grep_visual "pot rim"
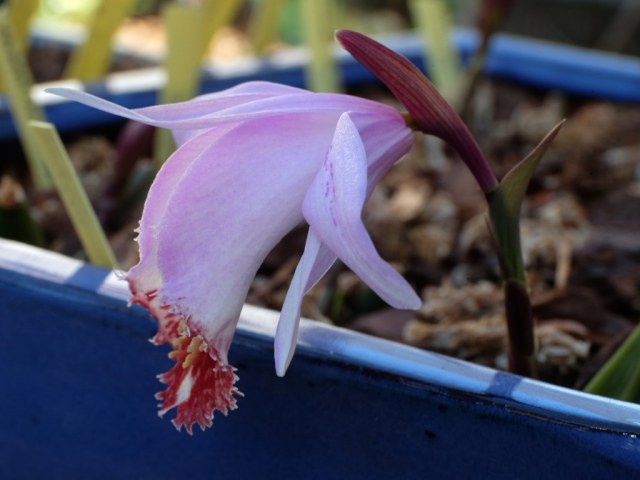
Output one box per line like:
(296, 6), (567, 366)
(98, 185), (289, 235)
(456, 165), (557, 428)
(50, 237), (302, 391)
(1, 238), (639, 433)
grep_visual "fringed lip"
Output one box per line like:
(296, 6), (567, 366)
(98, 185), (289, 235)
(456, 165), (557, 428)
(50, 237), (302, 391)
(157, 329), (241, 435)
(130, 281), (241, 434)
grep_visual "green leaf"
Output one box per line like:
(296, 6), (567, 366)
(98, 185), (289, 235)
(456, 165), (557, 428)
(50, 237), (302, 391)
(0, 176), (45, 247)
(487, 120), (564, 280)
(0, 205), (45, 247)
(585, 324), (640, 403)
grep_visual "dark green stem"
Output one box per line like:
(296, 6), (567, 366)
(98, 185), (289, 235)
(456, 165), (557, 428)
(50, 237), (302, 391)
(487, 189), (538, 378)
(504, 280), (538, 377)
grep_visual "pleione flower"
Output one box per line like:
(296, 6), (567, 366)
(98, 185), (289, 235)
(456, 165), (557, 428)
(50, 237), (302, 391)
(49, 81), (422, 433)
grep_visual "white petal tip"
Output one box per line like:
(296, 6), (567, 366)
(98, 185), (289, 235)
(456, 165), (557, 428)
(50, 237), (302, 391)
(274, 345), (295, 377)
(274, 358), (290, 378)
(387, 289), (422, 311)
(407, 294), (423, 310)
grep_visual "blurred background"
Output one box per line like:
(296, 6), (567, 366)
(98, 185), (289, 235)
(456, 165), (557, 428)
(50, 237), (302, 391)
(5, 0), (640, 58)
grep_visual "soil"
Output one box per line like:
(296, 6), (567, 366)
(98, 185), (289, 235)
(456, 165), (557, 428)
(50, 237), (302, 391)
(27, 42), (156, 84)
(2, 21), (639, 391)
(28, 36), (157, 84)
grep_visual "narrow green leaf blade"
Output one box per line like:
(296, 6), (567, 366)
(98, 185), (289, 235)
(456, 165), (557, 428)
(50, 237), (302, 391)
(586, 324), (640, 403)
(487, 120), (564, 280)
(498, 120), (564, 220)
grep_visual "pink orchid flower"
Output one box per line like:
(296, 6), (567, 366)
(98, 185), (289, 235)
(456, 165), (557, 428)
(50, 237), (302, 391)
(49, 81), (421, 433)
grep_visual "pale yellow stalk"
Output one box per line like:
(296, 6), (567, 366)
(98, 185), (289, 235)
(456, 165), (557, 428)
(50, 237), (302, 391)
(249, 0), (284, 55)
(0, 7), (51, 190)
(7, 0), (39, 53)
(201, 0), (242, 53)
(154, 0), (242, 167)
(64, 0), (136, 81)
(408, 0), (461, 101)
(28, 121), (117, 268)
(300, 0), (340, 93)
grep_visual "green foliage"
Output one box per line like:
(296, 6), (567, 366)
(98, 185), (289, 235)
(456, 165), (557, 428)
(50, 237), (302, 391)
(487, 121), (564, 282)
(586, 325), (640, 403)
(0, 184), (45, 247)
(486, 121), (563, 377)
(37, 0), (101, 24)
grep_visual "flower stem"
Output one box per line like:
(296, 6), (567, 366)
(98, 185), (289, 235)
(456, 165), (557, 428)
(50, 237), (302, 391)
(504, 280), (538, 378)
(487, 188), (538, 378)
(485, 123), (563, 378)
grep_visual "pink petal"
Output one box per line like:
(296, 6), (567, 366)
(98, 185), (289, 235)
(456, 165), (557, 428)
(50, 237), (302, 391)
(125, 126), (247, 433)
(274, 230), (336, 376)
(48, 85), (398, 149)
(127, 124), (240, 344)
(48, 81), (300, 120)
(303, 113), (421, 310)
(145, 109), (413, 356)
(153, 113), (345, 356)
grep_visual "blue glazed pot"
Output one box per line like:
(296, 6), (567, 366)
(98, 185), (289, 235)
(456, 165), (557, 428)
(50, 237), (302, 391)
(0, 239), (639, 479)
(1, 29), (639, 141)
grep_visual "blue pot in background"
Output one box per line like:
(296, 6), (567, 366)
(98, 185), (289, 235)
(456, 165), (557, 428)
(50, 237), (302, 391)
(1, 29), (639, 141)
